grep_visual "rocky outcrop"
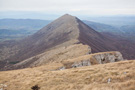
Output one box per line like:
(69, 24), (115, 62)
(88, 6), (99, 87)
(62, 59), (91, 69)
(61, 51), (124, 69)
(90, 51), (124, 65)
(72, 59), (91, 68)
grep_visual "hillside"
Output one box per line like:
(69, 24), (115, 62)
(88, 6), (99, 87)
(0, 60), (135, 90)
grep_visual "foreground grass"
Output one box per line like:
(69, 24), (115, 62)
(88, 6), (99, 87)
(0, 60), (135, 90)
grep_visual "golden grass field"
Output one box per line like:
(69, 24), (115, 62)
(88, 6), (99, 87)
(0, 60), (135, 90)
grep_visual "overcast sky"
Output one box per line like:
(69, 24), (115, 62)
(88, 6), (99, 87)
(0, 0), (135, 18)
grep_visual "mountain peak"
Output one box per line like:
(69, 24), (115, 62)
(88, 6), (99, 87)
(58, 14), (76, 20)
(62, 14), (74, 17)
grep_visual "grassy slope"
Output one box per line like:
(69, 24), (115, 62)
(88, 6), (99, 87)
(0, 60), (135, 90)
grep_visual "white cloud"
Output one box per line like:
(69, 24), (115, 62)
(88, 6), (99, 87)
(0, 0), (135, 15)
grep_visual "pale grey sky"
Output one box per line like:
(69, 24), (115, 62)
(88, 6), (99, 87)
(0, 0), (135, 15)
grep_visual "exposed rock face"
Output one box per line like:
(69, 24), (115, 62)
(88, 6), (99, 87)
(72, 59), (91, 68)
(61, 51), (123, 69)
(90, 51), (124, 65)
(62, 59), (91, 69)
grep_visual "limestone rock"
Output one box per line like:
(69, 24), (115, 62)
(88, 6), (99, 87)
(90, 51), (124, 65)
(72, 59), (91, 68)
(61, 51), (124, 69)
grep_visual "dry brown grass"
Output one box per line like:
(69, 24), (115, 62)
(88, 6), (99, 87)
(14, 43), (90, 69)
(0, 60), (135, 90)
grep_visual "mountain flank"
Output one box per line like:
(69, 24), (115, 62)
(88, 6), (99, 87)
(0, 14), (134, 70)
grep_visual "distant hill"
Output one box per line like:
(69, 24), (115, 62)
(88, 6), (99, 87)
(0, 19), (51, 41)
(86, 16), (135, 27)
(0, 19), (51, 30)
(83, 20), (121, 33)
(119, 25), (135, 41)
(0, 29), (32, 41)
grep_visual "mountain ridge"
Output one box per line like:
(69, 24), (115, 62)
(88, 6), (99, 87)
(0, 14), (134, 70)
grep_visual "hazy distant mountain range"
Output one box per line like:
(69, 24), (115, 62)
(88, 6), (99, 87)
(0, 18), (135, 41)
(0, 19), (51, 41)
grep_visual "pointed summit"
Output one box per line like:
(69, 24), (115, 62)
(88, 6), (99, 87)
(57, 13), (75, 19)
(60, 14), (76, 18)
(36, 13), (80, 40)
(62, 14), (73, 17)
